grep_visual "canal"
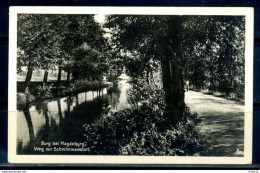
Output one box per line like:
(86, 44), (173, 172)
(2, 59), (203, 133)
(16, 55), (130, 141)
(17, 78), (131, 154)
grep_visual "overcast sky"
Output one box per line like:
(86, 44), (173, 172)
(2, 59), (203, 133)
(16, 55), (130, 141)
(94, 14), (106, 24)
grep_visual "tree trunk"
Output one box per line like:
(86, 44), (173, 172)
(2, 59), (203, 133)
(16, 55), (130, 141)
(57, 67), (62, 86)
(67, 69), (70, 85)
(23, 109), (35, 142)
(72, 69), (80, 81)
(67, 96), (71, 113)
(43, 107), (49, 128)
(25, 63), (33, 86)
(57, 98), (62, 120)
(161, 16), (185, 115)
(161, 57), (185, 115)
(43, 70), (48, 83)
(209, 70), (214, 93)
(146, 69), (149, 84)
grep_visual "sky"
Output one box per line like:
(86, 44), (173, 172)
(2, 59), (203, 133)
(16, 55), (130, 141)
(94, 14), (112, 39)
(94, 14), (106, 24)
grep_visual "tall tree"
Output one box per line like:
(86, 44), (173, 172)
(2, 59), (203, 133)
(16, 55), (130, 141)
(106, 15), (186, 115)
(57, 15), (109, 82)
(105, 15), (245, 119)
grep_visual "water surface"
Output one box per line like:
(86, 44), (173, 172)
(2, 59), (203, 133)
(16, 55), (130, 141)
(17, 79), (131, 154)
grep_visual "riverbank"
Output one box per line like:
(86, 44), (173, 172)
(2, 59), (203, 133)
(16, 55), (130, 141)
(17, 80), (111, 110)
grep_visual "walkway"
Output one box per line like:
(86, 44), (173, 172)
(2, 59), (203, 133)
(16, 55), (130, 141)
(185, 91), (244, 156)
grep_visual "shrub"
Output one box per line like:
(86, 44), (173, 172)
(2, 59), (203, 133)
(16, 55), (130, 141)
(17, 91), (35, 110)
(119, 106), (201, 156)
(127, 79), (166, 114)
(83, 104), (202, 156)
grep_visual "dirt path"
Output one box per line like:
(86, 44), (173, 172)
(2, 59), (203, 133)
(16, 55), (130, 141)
(185, 90), (244, 157)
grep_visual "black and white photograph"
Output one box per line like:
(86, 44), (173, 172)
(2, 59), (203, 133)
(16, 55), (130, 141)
(8, 7), (253, 164)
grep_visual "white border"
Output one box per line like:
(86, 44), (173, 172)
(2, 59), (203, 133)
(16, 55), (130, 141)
(8, 6), (254, 164)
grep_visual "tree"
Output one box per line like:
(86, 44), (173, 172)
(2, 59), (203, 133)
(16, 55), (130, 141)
(17, 14), (110, 86)
(105, 15), (185, 116)
(105, 15), (245, 120)
(52, 15), (109, 82)
(182, 16), (245, 97)
(17, 14), (63, 85)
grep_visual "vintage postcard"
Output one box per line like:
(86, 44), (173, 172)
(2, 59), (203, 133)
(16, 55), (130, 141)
(8, 7), (253, 164)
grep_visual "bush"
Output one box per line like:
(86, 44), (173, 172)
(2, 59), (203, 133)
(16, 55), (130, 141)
(120, 125), (182, 156)
(83, 104), (202, 156)
(127, 79), (166, 114)
(119, 106), (201, 156)
(17, 91), (35, 110)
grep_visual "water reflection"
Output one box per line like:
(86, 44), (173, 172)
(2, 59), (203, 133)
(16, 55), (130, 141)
(17, 79), (130, 154)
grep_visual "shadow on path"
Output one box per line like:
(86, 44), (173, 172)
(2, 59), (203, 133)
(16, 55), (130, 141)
(185, 91), (244, 157)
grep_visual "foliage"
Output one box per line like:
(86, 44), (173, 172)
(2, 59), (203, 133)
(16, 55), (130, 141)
(83, 78), (201, 155)
(105, 15), (188, 112)
(17, 14), (55, 72)
(182, 16), (245, 98)
(67, 79), (108, 94)
(104, 15), (168, 79)
(81, 76), (208, 155)
(105, 15), (246, 103)
(120, 117), (199, 156)
(17, 14), (110, 84)
(83, 104), (202, 155)
(17, 14), (245, 156)
(17, 92), (35, 110)
(70, 46), (109, 81)
(127, 79), (165, 114)
(30, 83), (53, 100)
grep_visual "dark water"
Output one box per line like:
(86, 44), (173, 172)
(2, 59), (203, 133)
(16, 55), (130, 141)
(17, 79), (130, 154)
